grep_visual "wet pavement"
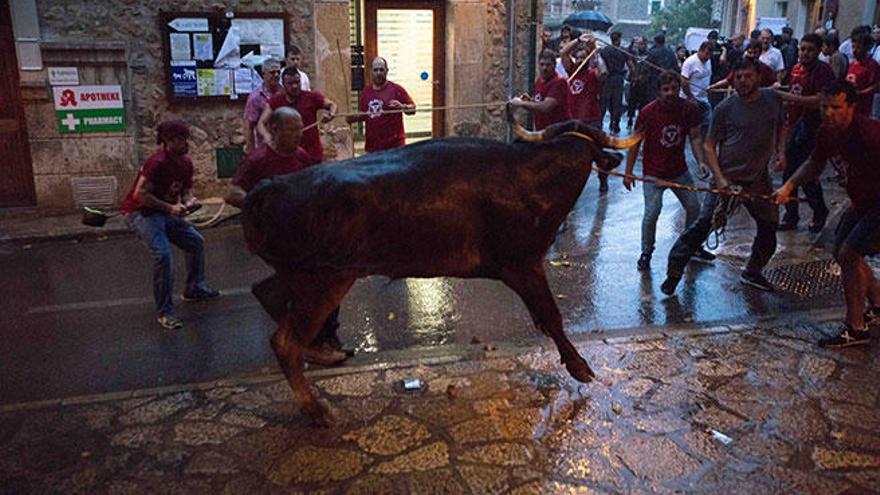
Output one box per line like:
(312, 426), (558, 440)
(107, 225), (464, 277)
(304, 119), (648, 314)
(2, 314), (879, 494)
(0, 167), (857, 404)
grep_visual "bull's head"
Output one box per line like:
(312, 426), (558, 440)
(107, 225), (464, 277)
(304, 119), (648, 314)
(507, 106), (642, 150)
(506, 103), (545, 142)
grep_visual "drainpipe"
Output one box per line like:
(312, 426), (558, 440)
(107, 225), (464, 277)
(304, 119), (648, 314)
(507, 0), (516, 142)
(527, 0), (537, 97)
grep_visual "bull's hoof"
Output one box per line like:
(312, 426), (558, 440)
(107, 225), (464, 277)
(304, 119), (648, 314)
(564, 358), (595, 383)
(302, 401), (335, 428)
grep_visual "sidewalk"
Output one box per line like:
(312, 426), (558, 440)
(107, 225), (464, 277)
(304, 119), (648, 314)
(2, 312), (878, 494)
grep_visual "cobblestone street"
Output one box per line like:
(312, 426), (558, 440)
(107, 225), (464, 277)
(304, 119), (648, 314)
(2, 312), (878, 494)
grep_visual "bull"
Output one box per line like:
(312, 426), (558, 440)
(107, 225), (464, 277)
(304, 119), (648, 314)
(242, 114), (641, 426)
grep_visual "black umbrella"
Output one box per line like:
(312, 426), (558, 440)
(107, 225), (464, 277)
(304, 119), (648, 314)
(563, 10), (613, 32)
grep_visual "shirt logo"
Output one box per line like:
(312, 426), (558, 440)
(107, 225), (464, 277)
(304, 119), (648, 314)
(570, 79), (585, 95)
(790, 82), (803, 96)
(845, 73), (858, 84)
(534, 94), (544, 102)
(660, 124), (682, 148)
(367, 98), (383, 118)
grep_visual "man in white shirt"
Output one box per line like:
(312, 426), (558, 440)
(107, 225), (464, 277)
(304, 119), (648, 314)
(758, 28), (785, 82)
(285, 44), (311, 91)
(681, 41), (713, 133)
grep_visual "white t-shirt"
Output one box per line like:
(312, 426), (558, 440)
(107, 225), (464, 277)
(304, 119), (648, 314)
(759, 46), (784, 72)
(298, 69), (311, 91)
(680, 53), (712, 103)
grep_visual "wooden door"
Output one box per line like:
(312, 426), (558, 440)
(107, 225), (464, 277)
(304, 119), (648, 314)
(365, 0), (445, 138)
(0, 1), (36, 207)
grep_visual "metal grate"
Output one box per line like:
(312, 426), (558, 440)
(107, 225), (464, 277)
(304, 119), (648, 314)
(70, 176), (117, 208)
(764, 260), (842, 299)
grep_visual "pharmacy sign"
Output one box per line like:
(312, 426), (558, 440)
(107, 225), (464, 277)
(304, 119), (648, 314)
(53, 85), (126, 134)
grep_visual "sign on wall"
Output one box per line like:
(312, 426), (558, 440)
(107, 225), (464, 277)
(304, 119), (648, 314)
(48, 67), (79, 86)
(52, 85), (126, 134)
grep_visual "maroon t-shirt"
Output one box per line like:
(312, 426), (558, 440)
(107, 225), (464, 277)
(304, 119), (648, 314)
(635, 98), (702, 179)
(567, 68), (601, 123)
(121, 149), (194, 213)
(231, 144), (317, 192)
(533, 74), (570, 130)
(787, 61), (835, 129)
(725, 60), (777, 88)
(812, 114), (880, 209)
(359, 81), (414, 152)
(268, 91), (327, 161)
(845, 57), (880, 116)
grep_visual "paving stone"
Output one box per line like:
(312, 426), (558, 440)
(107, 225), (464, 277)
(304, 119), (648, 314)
(825, 401), (880, 431)
(345, 474), (405, 495)
(118, 393), (194, 425)
(221, 474), (272, 495)
(336, 397), (391, 424)
(173, 421), (242, 446)
(830, 427), (880, 452)
(458, 442), (534, 466)
(383, 365), (439, 385)
(647, 384), (692, 409)
(481, 358), (519, 372)
(204, 386), (248, 400)
(268, 446), (371, 485)
(509, 480), (607, 495)
(75, 405), (116, 430)
(104, 479), (143, 495)
(763, 466), (851, 495)
(183, 402), (226, 421)
(220, 410), (267, 429)
(616, 378), (656, 399)
(617, 435), (701, 482)
(118, 396), (155, 411)
(473, 398), (514, 416)
(623, 351), (687, 378)
(110, 425), (164, 449)
(315, 372), (379, 397)
(449, 408), (543, 444)
(731, 431), (795, 464)
(815, 375), (880, 407)
(770, 402), (829, 444)
(844, 470), (880, 491)
(259, 381), (296, 403)
(682, 429), (728, 462)
(812, 446), (880, 470)
(457, 464), (510, 495)
(405, 468), (468, 494)
(444, 372), (510, 400)
(227, 390), (272, 410)
(342, 414), (431, 455)
(694, 358), (747, 378)
(630, 411), (690, 435)
(371, 441), (450, 474)
(409, 399), (477, 428)
(224, 426), (302, 475)
(798, 354), (837, 383)
(184, 451), (239, 475)
(690, 405), (748, 432)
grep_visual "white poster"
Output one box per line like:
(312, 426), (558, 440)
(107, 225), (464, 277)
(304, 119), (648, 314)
(234, 68), (255, 94)
(197, 69), (232, 96)
(170, 33), (191, 61)
(214, 26), (240, 68)
(193, 33), (213, 61)
(260, 43), (285, 61)
(231, 18), (284, 46)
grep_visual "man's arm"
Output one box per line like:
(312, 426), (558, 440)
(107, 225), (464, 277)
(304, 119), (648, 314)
(225, 184), (247, 208)
(321, 97), (338, 123)
(510, 96), (560, 113)
(774, 154), (826, 203)
(559, 37), (581, 75)
(244, 119), (256, 153)
(133, 176), (186, 216)
(687, 126), (707, 166)
(773, 103), (787, 171)
(775, 89), (821, 107)
(701, 136), (730, 188)
(622, 136), (642, 190)
(256, 105), (273, 144)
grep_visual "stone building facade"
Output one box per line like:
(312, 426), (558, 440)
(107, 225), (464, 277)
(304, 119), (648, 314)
(9, 0), (537, 209)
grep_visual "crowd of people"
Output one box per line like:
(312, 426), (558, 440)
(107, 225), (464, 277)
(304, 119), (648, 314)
(120, 23), (879, 355)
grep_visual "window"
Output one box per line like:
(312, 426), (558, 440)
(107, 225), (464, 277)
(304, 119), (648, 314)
(650, 0), (663, 14)
(774, 0), (788, 17)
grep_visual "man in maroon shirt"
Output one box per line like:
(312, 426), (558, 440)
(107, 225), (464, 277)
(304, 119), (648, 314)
(845, 31), (880, 116)
(226, 107), (349, 365)
(509, 50), (570, 131)
(258, 68), (337, 162)
(122, 120), (220, 330)
(776, 34), (836, 232)
(623, 71), (711, 271)
(707, 41), (778, 92)
(775, 80), (880, 347)
(346, 57), (416, 152)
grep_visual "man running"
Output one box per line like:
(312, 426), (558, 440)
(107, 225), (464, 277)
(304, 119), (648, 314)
(624, 71), (709, 271)
(661, 58), (785, 295)
(774, 80), (880, 347)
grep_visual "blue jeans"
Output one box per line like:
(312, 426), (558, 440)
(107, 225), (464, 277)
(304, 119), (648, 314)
(641, 171), (700, 256)
(127, 210), (208, 317)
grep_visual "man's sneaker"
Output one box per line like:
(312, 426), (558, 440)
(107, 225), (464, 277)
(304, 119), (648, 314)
(157, 314), (184, 330)
(865, 307), (880, 328)
(819, 324), (870, 348)
(183, 288), (221, 302)
(690, 248), (716, 264)
(740, 271), (775, 291)
(637, 253), (651, 271)
(660, 274), (680, 295)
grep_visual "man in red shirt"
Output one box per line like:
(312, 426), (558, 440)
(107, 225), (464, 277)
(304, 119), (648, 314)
(845, 31), (880, 116)
(226, 107), (348, 365)
(776, 34), (836, 232)
(623, 71), (710, 271)
(346, 57), (415, 152)
(122, 120), (220, 330)
(509, 50), (570, 131)
(707, 41), (778, 92)
(258, 68), (337, 162)
(775, 80), (880, 347)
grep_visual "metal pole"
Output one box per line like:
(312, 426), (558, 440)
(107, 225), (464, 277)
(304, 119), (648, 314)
(506, 0), (516, 142)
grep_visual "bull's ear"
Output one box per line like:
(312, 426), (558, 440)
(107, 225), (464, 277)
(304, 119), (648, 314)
(605, 133), (642, 149)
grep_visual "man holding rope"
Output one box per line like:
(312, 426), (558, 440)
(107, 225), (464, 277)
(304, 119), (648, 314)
(774, 81), (880, 347)
(509, 50), (570, 130)
(346, 57), (416, 152)
(661, 58), (785, 295)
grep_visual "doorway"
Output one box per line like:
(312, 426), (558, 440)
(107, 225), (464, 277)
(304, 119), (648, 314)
(364, 0), (446, 140)
(0, 1), (36, 207)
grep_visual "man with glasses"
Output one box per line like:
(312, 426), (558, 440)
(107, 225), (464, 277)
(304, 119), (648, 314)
(243, 59), (282, 153)
(346, 57), (416, 152)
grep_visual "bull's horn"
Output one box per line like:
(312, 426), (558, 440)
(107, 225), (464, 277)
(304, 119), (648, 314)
(507, 102), (545, 142)
(605, 133), (642, 149)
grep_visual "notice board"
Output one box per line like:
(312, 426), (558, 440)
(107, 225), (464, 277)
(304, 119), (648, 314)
(161, 12), (289, 103)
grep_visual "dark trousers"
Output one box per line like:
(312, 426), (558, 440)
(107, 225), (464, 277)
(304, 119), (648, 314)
(252, 274), (341, 347)
(667, 177), (778, 277)
(600, 75), (624, 129)
(783, 121), (828, 222)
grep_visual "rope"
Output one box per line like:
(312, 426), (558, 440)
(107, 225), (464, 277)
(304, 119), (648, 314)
(302, 100), (510, 132)
(187, 197), (228, 228)
(566, 46), (600, 83)
(593, 39), (712, 94)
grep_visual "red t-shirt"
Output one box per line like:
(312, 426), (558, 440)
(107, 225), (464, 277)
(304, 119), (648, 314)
(845, 57), (880, 115)
(359, 81), (414, 152)
(121, 149), (194, 213)
(231, 144), (317, 192)
(725, 60), (777, 88)
(567, 68), (601, 123)
(533, 74), (570, 130)
(635, 98), (702, 179)
(268, 91), (327, 161)
(786, 61), (835, 129)
(812, 114), (880, 209)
